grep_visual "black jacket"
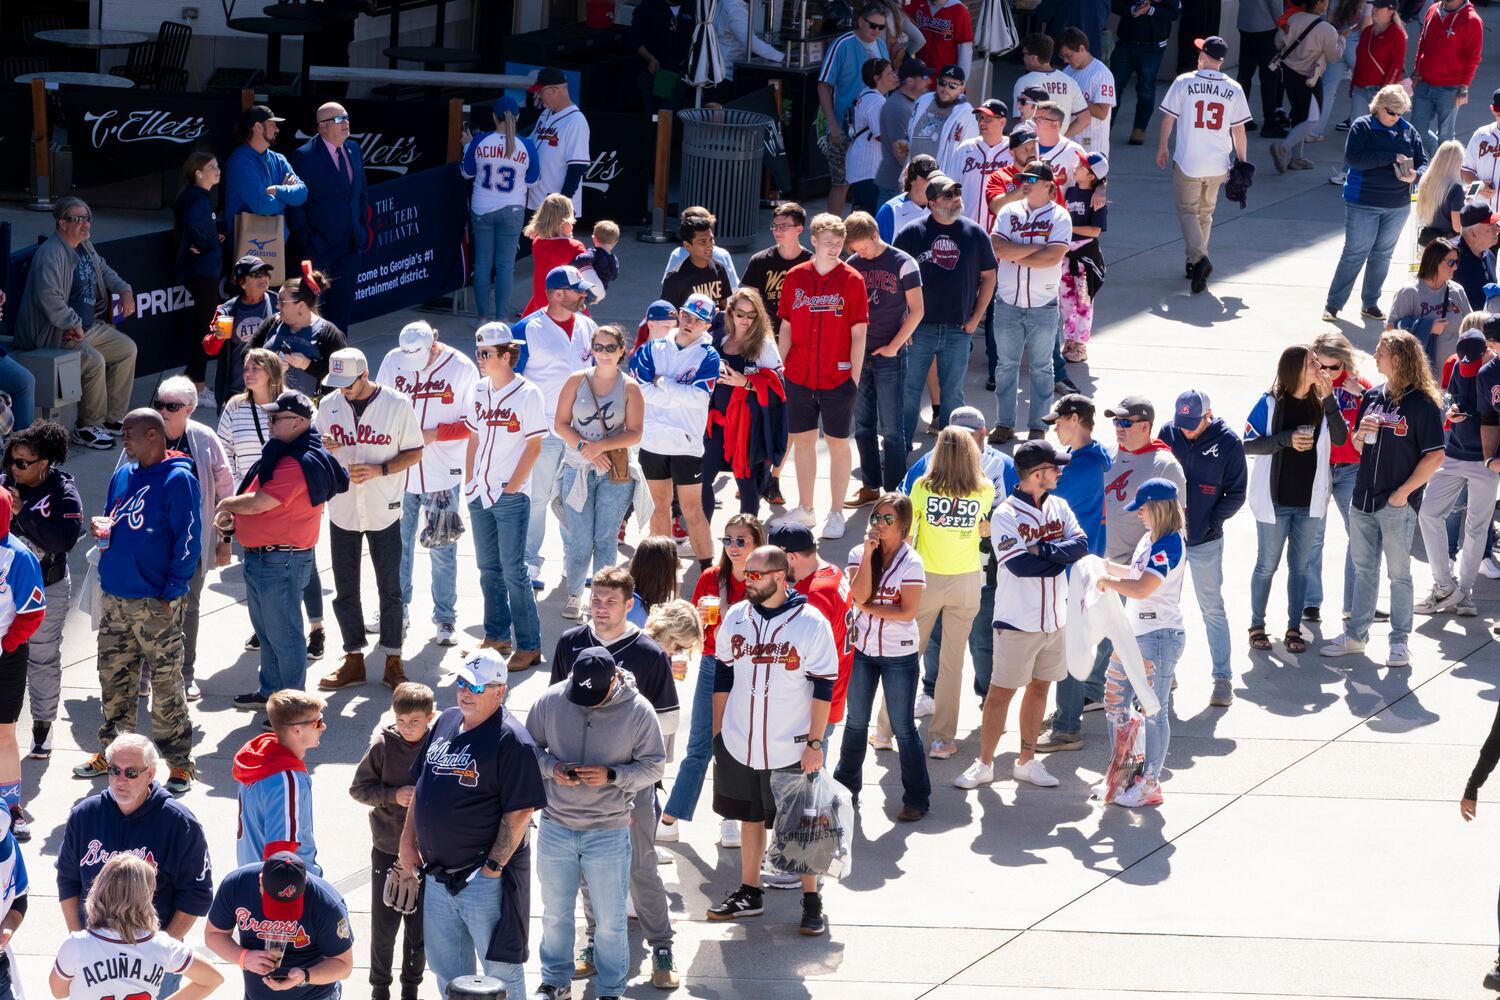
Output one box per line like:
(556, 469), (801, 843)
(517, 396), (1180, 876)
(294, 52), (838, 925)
(1112, 0), (1179, 46)
(4, 468), (84, 586)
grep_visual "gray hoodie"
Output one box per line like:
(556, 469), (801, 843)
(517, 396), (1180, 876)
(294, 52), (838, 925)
(525, 669), (666, 830)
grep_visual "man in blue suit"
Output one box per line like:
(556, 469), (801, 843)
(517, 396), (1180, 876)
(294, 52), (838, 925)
(287, 102), (368, 334)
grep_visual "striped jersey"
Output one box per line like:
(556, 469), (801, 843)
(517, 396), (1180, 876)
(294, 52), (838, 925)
(313, 384), (424, 532)
(990, 489), (1086, 632)
(462, 375), (548, 508)
(845, 542), (925, 657)
(943, 135), (1012, 235)
(527, 104), (590, 215)
(991, 199), (1072, 307)
(376, 342), (481, 494)
(54, 930), (193, 1000)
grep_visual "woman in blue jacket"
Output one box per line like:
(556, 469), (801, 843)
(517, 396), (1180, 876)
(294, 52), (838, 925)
(1324, 84), (1427, 322)
(172, 151), (225, 405)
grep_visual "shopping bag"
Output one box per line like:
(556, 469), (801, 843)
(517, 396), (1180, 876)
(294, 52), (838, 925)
(419, 489), (465, 548)
(767, 769), (854, 880)
(233, 212), (286, 283)
(1097, 712), (1145, 804)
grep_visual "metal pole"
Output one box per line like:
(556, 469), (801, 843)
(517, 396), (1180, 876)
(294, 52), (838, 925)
(637, 112), (677, 244)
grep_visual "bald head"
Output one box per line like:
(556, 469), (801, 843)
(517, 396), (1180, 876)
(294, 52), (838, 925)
(316, 102), (350, 144)
(121, 408), (166, 467)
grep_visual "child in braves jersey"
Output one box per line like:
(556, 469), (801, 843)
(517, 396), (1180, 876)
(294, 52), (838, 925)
(1095, 478), (1188, 808)
(1060, 152), (1109, 364)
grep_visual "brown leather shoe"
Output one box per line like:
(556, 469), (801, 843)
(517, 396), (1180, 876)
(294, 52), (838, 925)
(1128, 128), (1146, 145)
(481, 637), (514, 655)
(844, 486), (881, 509)
(506, 649), (542, 672)
(895, 805), (924, 822)
(383, 654), (407, 689)
(318, 652), (365, 691)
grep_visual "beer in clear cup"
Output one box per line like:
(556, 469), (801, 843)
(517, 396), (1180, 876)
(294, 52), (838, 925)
(215, 314), (234, 338)
(697, 595), (720, 627)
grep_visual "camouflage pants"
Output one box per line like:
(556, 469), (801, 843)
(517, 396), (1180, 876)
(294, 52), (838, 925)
(96, 593), (192, 772)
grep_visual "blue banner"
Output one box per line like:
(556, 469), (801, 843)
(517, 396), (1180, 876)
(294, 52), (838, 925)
(352, 162), (470, 323)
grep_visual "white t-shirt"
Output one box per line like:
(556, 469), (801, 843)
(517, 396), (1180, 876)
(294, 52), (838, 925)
(527, 104), (591, 214)
(846, 542), (925, 658)
(1038, 137), (1089, 191)
(846, 88), (885, 185)
(717, 598), (839, 770)
(375, 342), (481, 495)
(943, 136), (1012, 234)
(314, 384), (425, 532)
(989, 490), (1086, 633)
(54, 929), (194, 1000)
(1158, 69), (1252, 178)
(1013, 69), (1088, 135)
(462, 375), (548, 508)
(1464, 123), (1500, 214)
(1064, 57), (1116, 156)
(1123, 530), (1187, 635)
(991, 199), (1073, 308)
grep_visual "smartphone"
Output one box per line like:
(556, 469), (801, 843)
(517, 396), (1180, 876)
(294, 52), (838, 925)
(564, 764), (581, 780)
(265, 969), (294, 983)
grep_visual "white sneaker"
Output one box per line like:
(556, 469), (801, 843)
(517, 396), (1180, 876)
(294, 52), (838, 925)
(434, 623), (457, 646)
(1320, 633), (1367, 657)
(868, 732), (894, 751)
(561, 592), (584, 620)
(656, 818), (680, 842)
(1328, 169), (1347, 185)
(196, 387), (216, 410)
(1385, 640), (1410, 668)
(718, 819), (741, 848)
(928, 738), (957, 759)
(1113, 777), (1163, 808)
(820, 511), (846, 539)
(1415, 584), (1457, 614)
(913, 691), (935, 717)
(1013, 758), (1059, 787)
(786, 506), (816, 528)
(953, 758), (994, 789)
(1481, 557), (1500, 580)
(655, 845), (674, 865)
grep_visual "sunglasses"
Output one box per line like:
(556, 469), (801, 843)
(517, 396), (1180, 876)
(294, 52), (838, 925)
(589, 342), (622, 354)
(456, 677), (500, 695)
(151, 399), (188, 413)
(63, 214), (91, 224)
(869, 512), (896, 526)
(1113, 417), (1146, 429)
(5, 457), (36, 470)
(270, 413), (302, 424)
(1443, 257), (1459, 267)
(292, 716), (327, 730)
(107, 765), (149, 779)
(938, 80), (963, 90)
(319, 113), (351, 125)
(721, 535), (751, 547)
(476, 349), (498, 360)
(731, 309), (757, 320)
(1317, 362), (1342, 372)
(864, 18), (887, 28)
(743, 568), (783, 582)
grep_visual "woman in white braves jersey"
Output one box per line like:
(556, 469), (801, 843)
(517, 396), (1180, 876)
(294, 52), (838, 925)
(51, 854), (223, 1000)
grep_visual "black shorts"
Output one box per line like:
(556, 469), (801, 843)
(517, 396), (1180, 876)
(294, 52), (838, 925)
(711, 734), (797, 826)
(785, 378), (856, 438)
(639, 448), (703, 487)
(0, 644), (26, 724)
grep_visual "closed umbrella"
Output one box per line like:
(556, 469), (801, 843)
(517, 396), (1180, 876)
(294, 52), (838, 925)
(687, 0), (726, 104)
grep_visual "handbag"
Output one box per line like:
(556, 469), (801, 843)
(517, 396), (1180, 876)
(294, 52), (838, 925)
(233, 213), (286, 283)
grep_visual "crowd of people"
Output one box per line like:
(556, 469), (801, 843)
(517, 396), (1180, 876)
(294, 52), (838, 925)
(0, 0), (1498, 997)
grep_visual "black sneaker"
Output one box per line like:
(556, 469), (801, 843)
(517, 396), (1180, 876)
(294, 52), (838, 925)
(799, 891), (827, 936)
(1373, 608), (1390, 622)
(707, 884), (764, 921)
(1081, 699), (1104, 713)
(1485, 957), (1500, 991)
(244, 632), (260, 651)
(28, 721), (51, 760)
(985, 375), (996, 392)
(101, 421), (124, 436)
(1260, 124), (1289, 139)
(1336, 118), (1351, 132)
(306, 627), (325, 660)
(1360, 304), (1385, 320)
(233, 691), (268, 709)
(1245, 119), (1259, 132)
(1303, 606), (1321, 623)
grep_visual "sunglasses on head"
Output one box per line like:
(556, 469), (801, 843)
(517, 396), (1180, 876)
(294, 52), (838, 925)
(743, 568), (783, 582)
(589, 341), (622, 354)
(456, 677), (498, 695)
(151, 399), (188, 413)
(107, 765), (149, 779)
(869, 512), (896, 526)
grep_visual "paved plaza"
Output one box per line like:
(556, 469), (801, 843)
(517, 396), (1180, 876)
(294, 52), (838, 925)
(5, 15), (1500, 997)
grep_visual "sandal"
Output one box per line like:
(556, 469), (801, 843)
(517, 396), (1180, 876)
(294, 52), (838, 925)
(1248, 626), (1271, 651)
(1284, 629), (1307, 653)
(761, 477), (785, 507)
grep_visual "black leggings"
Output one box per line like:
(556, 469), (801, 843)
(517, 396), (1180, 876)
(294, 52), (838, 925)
(1237, 29), (1282, 124)
(183, 275), (220, 384)
(700, 428), (768, 521)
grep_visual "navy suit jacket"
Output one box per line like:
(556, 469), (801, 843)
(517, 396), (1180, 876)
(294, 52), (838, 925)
(286, 136), (369, 262)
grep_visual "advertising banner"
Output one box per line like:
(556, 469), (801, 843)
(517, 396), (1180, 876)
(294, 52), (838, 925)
(59, 87), (242, 188)
(351, 163), (470, 324)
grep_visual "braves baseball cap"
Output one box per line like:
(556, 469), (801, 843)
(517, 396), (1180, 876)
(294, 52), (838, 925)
(261, 851), (307, 921)
(475, 321), (516, 347)
(1458, 331), (1489, 376)
(529, 66), (568, 92)
(322, 347), (368, 388)
(395, 320), (437, 371)
(1042, 393), (1094, 425)
(449, 647), (508, 689)
(680, 293), (717, 324)
(907, 154), (941, 181)
(546, 265), (592, 294)
(1014, 440), (1071, 476)
(1104, 395), (1156, 423)
(947, 405), (987, 431)
(1009, 126), (1038, 150)
(1461, 198), (1499, 228)
(1484, 315), (1500, 343)
(1018, 161), (1054, 185)
(261, 390), (314, 420)
(240, 104), (284, 129)
(1173, 389), (1211, 429)
(1082, 151), (1110, 180)
(899, 57), (932, 81)
(645, 299), (677, 322)
(1019, 85), (1049, 104)
(492, 96), (521, 119)
(233, 255), (274, 280)
(1370, 0), (1397, 7)
(567, 647), (617, 707)
(1196, 36), (1230, 61)
(975, 99), (1009, 120)
(925, 172), (961, 197)
(1126, 477), (1180, 510)
(768, 521), (817, 554)
(937, 64), (965, 83)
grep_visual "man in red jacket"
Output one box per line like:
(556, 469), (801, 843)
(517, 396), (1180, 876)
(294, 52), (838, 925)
(1409, 0), (1484, 156)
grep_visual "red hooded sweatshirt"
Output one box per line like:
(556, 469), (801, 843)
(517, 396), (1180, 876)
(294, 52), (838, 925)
(1413, 1), (1484, 89)
(231, 732), (312, 862)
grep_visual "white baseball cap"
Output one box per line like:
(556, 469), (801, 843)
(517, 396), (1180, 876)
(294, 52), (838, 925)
(476, 321), (517, 348)
(322, 347), (369, 388)
(395, 321), (437, 371)
(447, 647), (508, 688)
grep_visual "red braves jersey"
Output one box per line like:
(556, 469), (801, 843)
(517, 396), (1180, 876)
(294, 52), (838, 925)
(778, 260), (870, 390)
(985, 163), (1067, 212)
(905, 0), (973, 78)
(795, 561), (854, 724)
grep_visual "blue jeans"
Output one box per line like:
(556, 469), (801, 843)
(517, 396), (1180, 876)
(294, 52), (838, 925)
(525, 435), (566, 571)
(0, 356), (36, 430)
(400, 487), (459, 626)
(902, 322), (970, 444)
(1109, 41), (1166, 132)
(1326, 203), (1408, 313)
(834, 651), (930, 812)
(1305, 463), (1358, 615)
(1310, 27), (1358, 138)
(469, 493), (541, 651)
(923, 579), (995, 696)
(1054, 636), (1111, 734)
(159, 971), (181, 997)
(1410, 82), (1461, 157)
(423, 870), (524, 1000)
(538, 819), (632, 995)
(992, 299), (1059, 432)
(1251, 504), (1317, 632)
(664, 654), (717, 821)
(1186, 536), (1232, 681)
(854, 350), (908, 491)
(244, 548), (314, 697)
(304, 565), (323, 624)
(1348, 503), (1416, 643)
(559, 464), (634, 593)
(1106, 627), (1185, 783)
(472, 204), (525, 321)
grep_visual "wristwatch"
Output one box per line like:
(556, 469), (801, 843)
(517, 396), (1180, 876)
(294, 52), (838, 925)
(807, 738), (824, 751)
(606, 767), (618, 783)
(484, 857), (503, 874)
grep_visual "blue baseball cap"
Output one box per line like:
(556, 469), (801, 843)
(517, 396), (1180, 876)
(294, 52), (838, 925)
(1458, 331), (1488, 376)
(492, 96), (521, 119)
(768, 520), (817, 553)
(1125, 477), (1181, 510)
(546, 265), (592, 294)
(646, 299), (677, 322)
(680, 293), (716, 324)
(1172, 389), (1211, 429)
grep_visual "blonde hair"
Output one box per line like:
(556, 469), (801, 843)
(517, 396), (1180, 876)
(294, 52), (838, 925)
(231, 348), (286, 406)
(644, 599), (705, 658)
(1142, 498), (1184, 540)
(1311, 330), (1359, 373)
(1416, 139), (1465, 230)
(843, 211), (878, 243)
(809, 213), (846, 238)
(919, 426), (984, 498)
(1461, 310), (1491, 334)
(1370, 84), (1410, 117)
(85, 854), (160, 943)
(1378, 330), (1442, 406)
(592, 220), (620, 244)
(724, 287), (774, 365)
(267, 689), (327, 731)
(523, 193), (575, 240)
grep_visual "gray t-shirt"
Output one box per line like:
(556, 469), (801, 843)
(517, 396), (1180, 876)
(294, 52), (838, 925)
(908, 100), (955, 163)
(847, 245), (922, 350)
(1390, 279), (1471, 365)
(876, 90), (917, 191)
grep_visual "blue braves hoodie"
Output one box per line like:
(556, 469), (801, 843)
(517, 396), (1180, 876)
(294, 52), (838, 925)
(56, 784), (213, 927)
(98, 454), (201, 601)
(1054, 439), (1112, 556)
(1159, 418), (1249, 547)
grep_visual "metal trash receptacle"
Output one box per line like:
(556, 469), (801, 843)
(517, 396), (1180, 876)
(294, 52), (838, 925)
(676, 107), (773, 249)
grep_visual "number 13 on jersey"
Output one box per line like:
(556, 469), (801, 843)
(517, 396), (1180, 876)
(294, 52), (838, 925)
(1193, 101), (1225, 130)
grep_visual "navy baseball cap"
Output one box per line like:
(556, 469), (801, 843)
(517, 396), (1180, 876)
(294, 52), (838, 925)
(261, 390), (314, 420)
(1492, 87), (1500, 110)
(567, 647), (617, 707)
(1042, 393), (1094, 425)
(1019, 85), (1049, 104)
(1196, 36), (1230, 61)
(546, 265), (592, 293)
(1485, 315), (1500, 343)
(1458, 331), (1488, 376)
(768, 521), (817, 553)
(1009, 126), (1038, 150)
(492, 96), (521, 118)
(976, 99), (1009, 119)
(233, 255), (273, 280)
(1126, 477), (1180, 511)
(938, 64), (965, 83)
(529, 66), (568, 92)
(1173, 389), (1211, 429)
(261, 851), (306, 921)
(1014, 440), (1071, 476)
(898, 57), (932, 81)
(646, 299), (677, 322)
(1461, 198), (1499, 228)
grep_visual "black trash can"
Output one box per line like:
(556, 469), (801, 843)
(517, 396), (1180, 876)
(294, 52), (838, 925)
(676, 107), (773, 248)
